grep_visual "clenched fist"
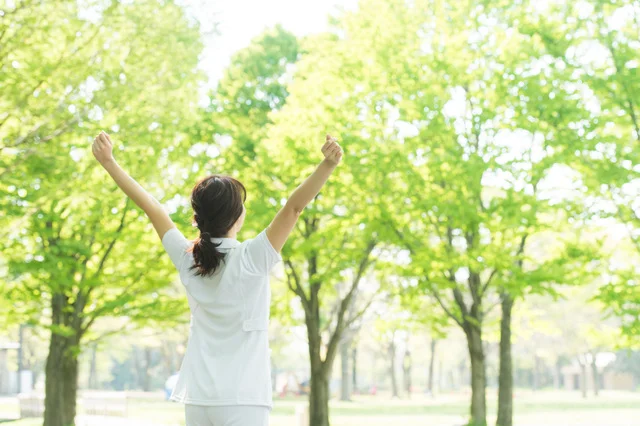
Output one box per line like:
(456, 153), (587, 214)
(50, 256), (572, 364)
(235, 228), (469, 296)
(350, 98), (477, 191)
(92, 131), (114, 165)
(322, 134), (343, 165)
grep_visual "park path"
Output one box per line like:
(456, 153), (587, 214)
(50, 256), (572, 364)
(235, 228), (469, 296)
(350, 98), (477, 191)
(0, 396), (19, 422)
(76, 415), (174, 426)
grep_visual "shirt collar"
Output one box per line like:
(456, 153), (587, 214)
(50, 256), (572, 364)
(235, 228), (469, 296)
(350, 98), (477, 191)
(211, 237), (241, 249)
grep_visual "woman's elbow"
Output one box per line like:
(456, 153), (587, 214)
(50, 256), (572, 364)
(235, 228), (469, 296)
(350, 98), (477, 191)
(284, 201), (304, 217)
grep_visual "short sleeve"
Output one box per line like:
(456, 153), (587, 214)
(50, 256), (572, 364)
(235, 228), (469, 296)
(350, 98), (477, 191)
(243, 230), (282, 275)
(161, 227), (191, 271)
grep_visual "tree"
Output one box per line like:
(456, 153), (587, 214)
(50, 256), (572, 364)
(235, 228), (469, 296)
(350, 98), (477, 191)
(206, 25), (300, 168)
(364, 3), (579, 425)
(207, 20), (388, 425)
(0, 2), (204, 425)
(278, 2), (605, 426)
(495, 234), (595, 424)
(515, 0), (640, 346)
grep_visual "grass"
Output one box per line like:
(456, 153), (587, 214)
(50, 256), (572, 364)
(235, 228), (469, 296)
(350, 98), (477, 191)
(1, 390), (639, 426)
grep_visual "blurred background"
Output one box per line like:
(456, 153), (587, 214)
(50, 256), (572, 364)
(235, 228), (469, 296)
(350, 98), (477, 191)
(0, 0), (639, 426)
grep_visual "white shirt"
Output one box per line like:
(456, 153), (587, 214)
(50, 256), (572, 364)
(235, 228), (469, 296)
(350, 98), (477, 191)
(162, 228), (281, 408)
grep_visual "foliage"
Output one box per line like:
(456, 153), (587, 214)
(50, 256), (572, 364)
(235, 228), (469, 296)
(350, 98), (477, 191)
(0, 0), (204, 387)
(510, 0), (640, 344)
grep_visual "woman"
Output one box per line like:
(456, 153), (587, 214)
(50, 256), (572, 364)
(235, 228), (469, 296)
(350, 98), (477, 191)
(92, 131), (342, 426)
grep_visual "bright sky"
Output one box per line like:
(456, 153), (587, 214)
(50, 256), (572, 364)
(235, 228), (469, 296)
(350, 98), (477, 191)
(188, 0), (357, 85)
(192, 0), (630, 87)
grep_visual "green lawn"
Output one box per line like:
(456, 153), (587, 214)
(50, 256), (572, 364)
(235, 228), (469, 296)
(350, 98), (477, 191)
(1, 390), (639, 426)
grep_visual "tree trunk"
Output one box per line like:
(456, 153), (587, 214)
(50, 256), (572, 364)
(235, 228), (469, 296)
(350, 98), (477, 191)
(579, 358), (587, 398)
(161, 340), (176, 377)
(388, 335), (399, 398)
(427, 339), (437, 396)
(134, 346), (152, 391)
(591, 353), (599, 397)
(465, 325), (487, 426)
(532, 355), (540, 391)
(44, 330), (79, 424)
(17, 324), (24, 393)
(272, 359), (277, 393)
(143, 347), (152, 391)
(88, 343), (97, 389)
(340, 340), (351, 401)
(497, 293), (514, 426)
(553, 358), (561, 389)
(457, 360), (467, 391)
(403, 349), (412, 399)
(309, 360), (330, 426)
(306, 305), (334, 426)
(44, 293), (81, 426)
(351, 347), (357, 394)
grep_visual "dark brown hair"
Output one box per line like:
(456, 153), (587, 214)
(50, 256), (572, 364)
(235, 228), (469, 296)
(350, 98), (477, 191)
(189, 175), (246, 276)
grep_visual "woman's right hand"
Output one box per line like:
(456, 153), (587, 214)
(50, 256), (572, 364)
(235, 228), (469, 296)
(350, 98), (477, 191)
(322, 134), (343, 165)
(92, 131), (115, 166)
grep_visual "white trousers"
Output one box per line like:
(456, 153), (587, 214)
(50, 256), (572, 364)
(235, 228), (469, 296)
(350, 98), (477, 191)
(185, 405), (270, 426)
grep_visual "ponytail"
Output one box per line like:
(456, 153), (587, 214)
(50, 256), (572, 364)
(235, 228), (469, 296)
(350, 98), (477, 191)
(189, 174), (247, 277)
(190, 232), (226, 277)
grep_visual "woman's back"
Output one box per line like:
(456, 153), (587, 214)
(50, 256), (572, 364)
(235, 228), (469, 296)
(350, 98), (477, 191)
(162, 228), (281, 407)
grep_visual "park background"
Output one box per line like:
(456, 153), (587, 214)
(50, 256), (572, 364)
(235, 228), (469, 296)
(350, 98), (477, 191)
(0, 0), (639, 425)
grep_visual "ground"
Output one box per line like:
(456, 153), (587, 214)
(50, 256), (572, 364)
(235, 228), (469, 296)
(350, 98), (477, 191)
(0, 390), (639, 426)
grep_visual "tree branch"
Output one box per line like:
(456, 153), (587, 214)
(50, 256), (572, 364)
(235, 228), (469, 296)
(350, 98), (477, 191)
(81, 250), (165, 334)
(452, 286), (469, 321)
(284, 258), (311, 314)
(322, 232), (349, 276)
(480, 268), (498, 296)
(324, 240), (376, 368)
(484, 297), (502, 318)
(90, 199), (131, 281)
(430, 285), (464, 328)
(391, 223), (421, 255)
(344, 293), (376, 329)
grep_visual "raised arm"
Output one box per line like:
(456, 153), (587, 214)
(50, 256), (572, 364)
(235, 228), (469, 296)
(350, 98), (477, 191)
(92, 131), (174, 240)
(266, 134), (343, 252)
